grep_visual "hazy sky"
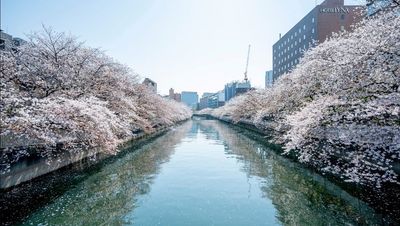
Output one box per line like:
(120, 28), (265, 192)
(1, 0), (362, 95)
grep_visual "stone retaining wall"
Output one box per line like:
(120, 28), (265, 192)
(0, 123), (184, 190)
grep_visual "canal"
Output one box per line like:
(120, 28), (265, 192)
(3, 119), (392, 225)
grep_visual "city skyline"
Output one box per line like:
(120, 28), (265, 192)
(1, 0), (362, 95)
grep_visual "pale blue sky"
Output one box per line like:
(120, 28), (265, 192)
(1, 0), (362, 95)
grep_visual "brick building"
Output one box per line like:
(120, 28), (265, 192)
(272, 0), (363, 79)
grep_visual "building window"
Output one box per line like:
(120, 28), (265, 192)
(299, 38), (301, 43)
(299, 28), (301, 33)
(303, 34), (306, 40)
(295, 50), (297, 54)
(341, 25), (345, 31)
(312, 28), (315, 33)
(312, 17), (315, 23)
(303, 24), (306, 30)
(295, 31), (297, 37)
(341, 14), (345, 20)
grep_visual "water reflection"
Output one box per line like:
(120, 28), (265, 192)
(21, 121), (192, 225)
(19, 119), (390, 225)
(197, 120), (384, 225)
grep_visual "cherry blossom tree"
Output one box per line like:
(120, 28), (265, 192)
(0, 27), (191, 172)
(210, 8), (399, 187)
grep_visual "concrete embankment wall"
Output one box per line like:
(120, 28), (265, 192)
(0, 122), (185, 190)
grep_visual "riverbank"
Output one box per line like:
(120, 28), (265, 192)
(204, 110), (400, 183)
(0, 120), (189, 190)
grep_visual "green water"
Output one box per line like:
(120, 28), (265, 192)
(20, 119), (385, 225)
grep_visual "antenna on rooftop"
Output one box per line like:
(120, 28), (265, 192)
(244, 44), (251, 82)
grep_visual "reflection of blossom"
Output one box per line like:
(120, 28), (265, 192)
(22, 121), (192, 226)
(199, 120), (383, 225)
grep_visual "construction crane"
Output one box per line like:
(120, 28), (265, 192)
(244, 44), (251, 82)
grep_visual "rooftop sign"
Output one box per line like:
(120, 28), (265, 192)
(320, 7), (350, 13)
